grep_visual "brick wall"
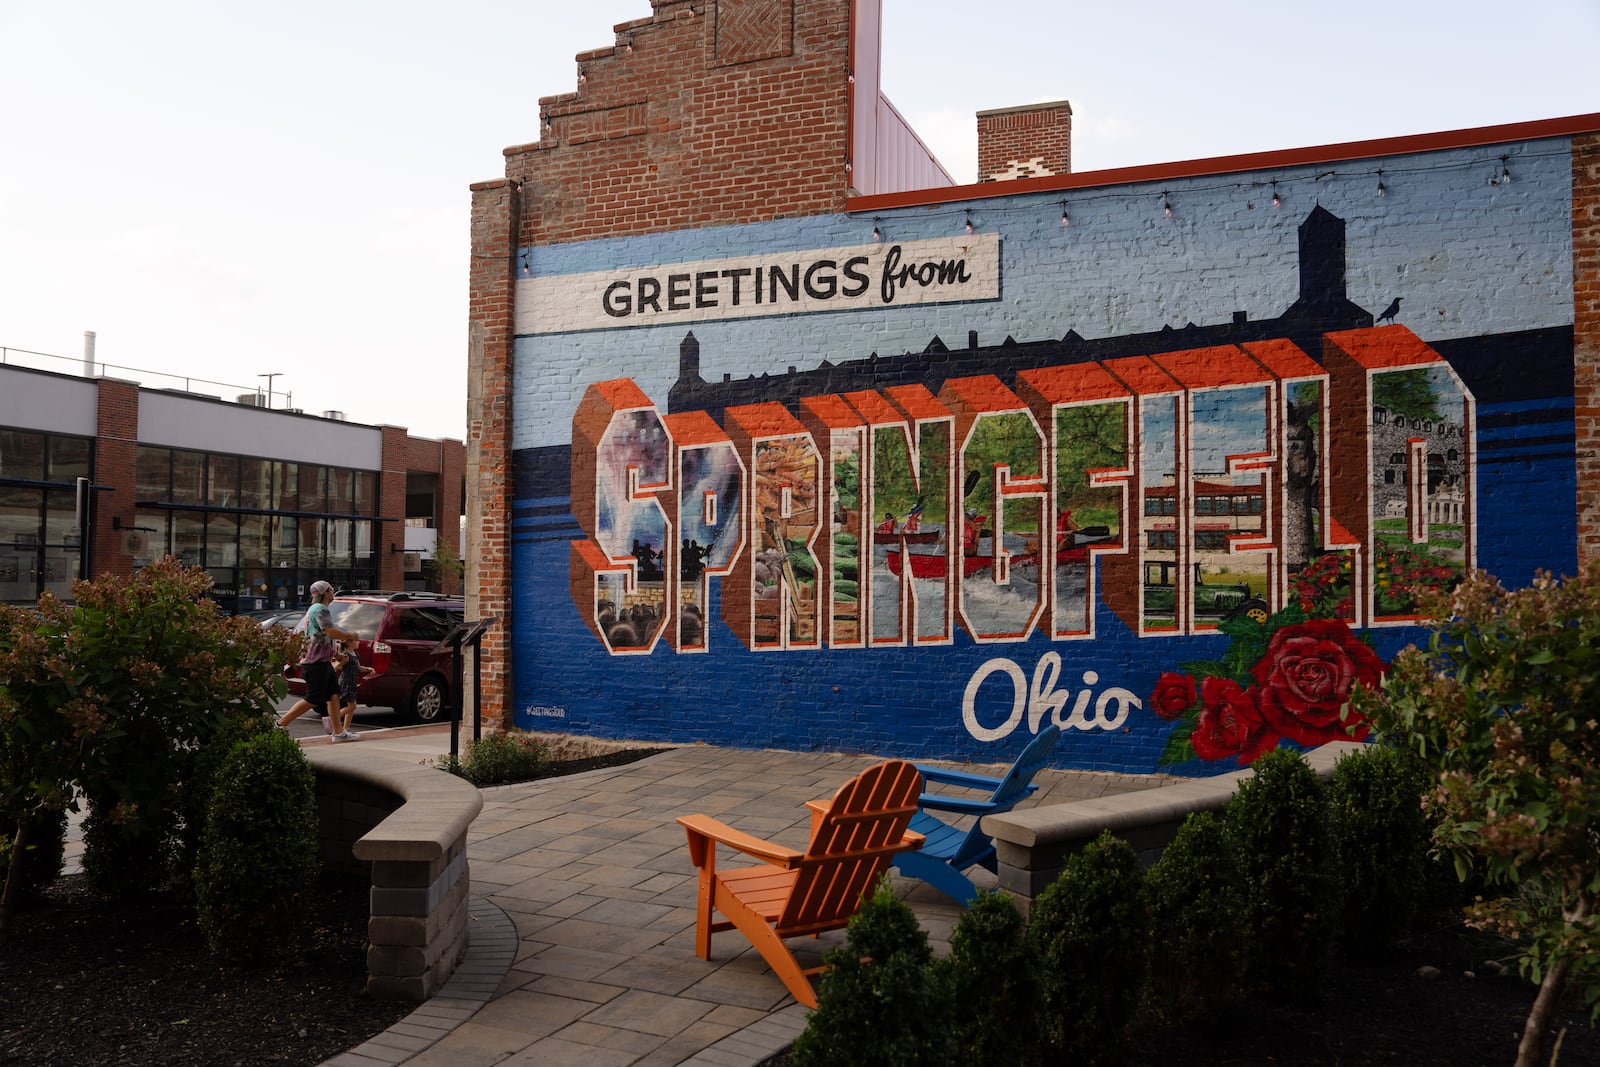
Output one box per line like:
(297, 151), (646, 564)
(977, 100), (1072, 182)
(1575, 132), (1600, 563)
(92, 378), (140, 579)
(467, 0), (859, 722)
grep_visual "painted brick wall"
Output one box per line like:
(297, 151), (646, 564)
(466, 3), (1599, 771)
(977, 101), (1073, 183)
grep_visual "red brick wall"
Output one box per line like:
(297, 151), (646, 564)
(977, 100), (1072, 182)
(92, 378), (140, 580)
(466, 0), (858, 723)
(1575, 132), (1600, 563)
(511, 0), (852, 245)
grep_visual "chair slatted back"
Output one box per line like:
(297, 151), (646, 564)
(778, 760), (921, 936)
(987, 724), (1061, 807)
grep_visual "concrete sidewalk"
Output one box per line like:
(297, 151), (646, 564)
(315, 725), (1173, 1067)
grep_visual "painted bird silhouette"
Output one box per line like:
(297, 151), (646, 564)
(1376, 297), (1402, 324)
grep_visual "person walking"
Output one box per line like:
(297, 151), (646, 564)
(328, 640), (374, 741)
(275, 581), (360, 738)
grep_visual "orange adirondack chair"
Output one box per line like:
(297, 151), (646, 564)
(676, 759), (925, 1007)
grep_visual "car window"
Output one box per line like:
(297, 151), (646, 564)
(396, 606), (455, 642)
(327, 601), (385, 639)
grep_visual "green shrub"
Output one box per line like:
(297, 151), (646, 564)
(1, 560), (295, 907)
(193, 730), (318, 962)
(938, 890), (1042, 1065)
(435, 731), (550, 786)
(1327, 743), (1430, 960)
(1030, 831), (1149, 1064)
(1145, 811), (1250, 1022)
(1226, 747), (1339, 1000)
(793, 878), (950, 1067)
(0, 802), (68, 905)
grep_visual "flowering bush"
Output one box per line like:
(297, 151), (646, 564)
(1355, 564), (1600, 1063)
(1154, 604), (1386, 768)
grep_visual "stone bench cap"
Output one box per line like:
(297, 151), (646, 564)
(984, 740), (1365, 849)
(305, 747), (484, 863)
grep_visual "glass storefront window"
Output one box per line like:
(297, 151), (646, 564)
(136, 446), (171, 501)
(41, 547), (77, 598)
(326, 519), (353, 568)
(0, 431), (45, 481)
(239, 457), (270, 510)
(0, 486), (40, 545)
(209, 455), (240, 508)
(238, 513), (269, 567)
(273, 515), (298, 565)
(44, 487), (77, 546)
(172, 450), (206, 506)
(273, 462), (298, 511)
(172, 512), (204, 568)
(48, 437), (91, 482)
(206, 512), (238, 567)
(354, 471), (376, 516)
(134, 511), (169, 568)
(300, 465), (325, 513)
(354, 520), (375, 567)
(297, 517), (323, 567)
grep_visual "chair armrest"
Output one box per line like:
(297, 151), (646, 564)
(914, 764), (1006, 791)
(916, 794), (1008, 816)
(677, 813), (804, 869)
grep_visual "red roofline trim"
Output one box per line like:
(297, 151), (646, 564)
(849, 112), (1600, 213)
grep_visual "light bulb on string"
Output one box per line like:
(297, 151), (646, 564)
(965, 212), (974, 235)
(1376, 170), (1386, 198)
(1162, 194), (1172, 218)
(1060, 201), (1070, 227)
(872, 219), (882, 242)
(1270, 181), (1280, 209)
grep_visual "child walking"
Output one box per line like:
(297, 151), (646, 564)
(328, 640), (374, 742)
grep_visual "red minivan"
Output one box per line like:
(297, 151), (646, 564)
(285, 591), (464, 722)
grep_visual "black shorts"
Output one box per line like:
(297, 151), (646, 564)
(302, 660), (337, 706)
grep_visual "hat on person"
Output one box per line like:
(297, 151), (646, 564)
(310, 580), (333, 596)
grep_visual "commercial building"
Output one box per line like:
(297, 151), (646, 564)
(0, 351), (464, 610)
(466, 0), (1599, 774)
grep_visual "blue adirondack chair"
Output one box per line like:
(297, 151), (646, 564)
(891, 725), (1062, 905)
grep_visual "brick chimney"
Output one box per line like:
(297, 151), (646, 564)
(976, 100), (1072, 182)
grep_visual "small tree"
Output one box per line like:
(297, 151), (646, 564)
(1357, 564), (1600, 1067)
(430, 534), (464, 596)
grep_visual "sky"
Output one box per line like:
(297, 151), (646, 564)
(2, 1), (1597, 443)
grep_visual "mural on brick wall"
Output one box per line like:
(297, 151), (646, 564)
(512, 142), (1575, 775)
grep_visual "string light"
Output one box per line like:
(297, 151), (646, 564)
(872, 218), (882, 242)
(964, 212), (974, 234)
(577, 64), (586, 84)
(841, 146), (1561, 236)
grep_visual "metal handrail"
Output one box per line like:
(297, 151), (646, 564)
(0, 344), (293, 410)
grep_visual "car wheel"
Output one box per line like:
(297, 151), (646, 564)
(409, 676), (449, 723)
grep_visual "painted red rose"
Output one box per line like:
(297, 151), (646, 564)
(1251, 619), (1384, 746)
(1190, 677), (1279, 764)
(1151, 671), (1198, 720)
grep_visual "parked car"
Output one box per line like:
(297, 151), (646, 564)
(237, 607), (303, 629)
(285, 591), (465, 722)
